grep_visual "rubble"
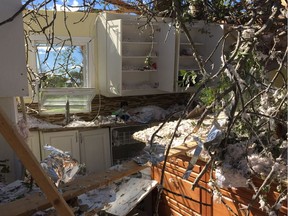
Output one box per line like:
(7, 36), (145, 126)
(133, 118), (210, 148)
(0, 146), (154, 216)
(41, 146), (80, 186)
(0, 180), (40, 204)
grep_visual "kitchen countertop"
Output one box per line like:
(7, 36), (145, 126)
(29, 120), (153, 132)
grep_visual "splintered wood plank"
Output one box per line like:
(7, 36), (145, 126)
(0, 108), (74, 216)
(61, 161), (149, 200)
(0, 161), (149, 216)
(105, 178), (158, 216)
(167, 141), (198, 157)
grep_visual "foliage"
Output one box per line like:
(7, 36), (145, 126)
(177, 69), (198, 88)
(136, 0), (287, 215)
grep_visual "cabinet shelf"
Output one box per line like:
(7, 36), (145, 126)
(122, 41), (157, 45)
(122, 69), (157, 73)
(180, 42), (204, 46)
(122, 56), (157, 59)
(97, 12), (223, 96)
(178, 67), (199, 71)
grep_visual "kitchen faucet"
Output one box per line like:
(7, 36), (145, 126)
(65, 99), (70, 125)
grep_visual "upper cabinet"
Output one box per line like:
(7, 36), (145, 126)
(97, 12), (175, 97)
(175, 22), (224, 93)
(97, 12), (224, 97)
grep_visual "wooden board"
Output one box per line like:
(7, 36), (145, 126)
(105, 178), (157, 216)
(0, 161), (149, 216)
(167, 141), (198, 157)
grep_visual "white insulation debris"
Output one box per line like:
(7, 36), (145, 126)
(133, 119), (211, 148)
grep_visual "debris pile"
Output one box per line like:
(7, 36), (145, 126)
(133, 115), (288, 188)
(0, 147), (154, 216)
(132, 118), (211, 148)
(41, 145), (80, 187)
(0, 180), (40, 204)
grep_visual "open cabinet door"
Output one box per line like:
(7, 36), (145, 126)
(156, 22), (176, 92)
(106, 19), (122, 96)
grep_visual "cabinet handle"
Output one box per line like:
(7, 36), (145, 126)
(79, 133), (83, 144)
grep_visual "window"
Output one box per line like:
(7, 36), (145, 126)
(36, 43), (87, 88)
(38, 88), (95, 114)
(30, 36), (96, 115)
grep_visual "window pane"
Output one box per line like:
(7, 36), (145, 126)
(36, 43), (86, 88)
(38, 88), (96, 114)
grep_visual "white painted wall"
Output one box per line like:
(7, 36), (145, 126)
(0, 0), (28, 97)
(0, 0), (27, 182)
(0, 98), (22, 182)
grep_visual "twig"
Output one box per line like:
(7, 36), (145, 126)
(0, 0), (35, 26)
(246, 164), (277, 215)
(191, 157), (213, 190)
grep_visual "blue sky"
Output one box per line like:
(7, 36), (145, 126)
(23, 0), (88, 12)
(23, 0), (112, 11)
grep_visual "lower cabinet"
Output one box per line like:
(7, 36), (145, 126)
(40, 130), (80, 161)
(38, 128), (111, 174)
(79, 128), (111, 174)
(152, 156), (211, 216)
(152, 155), (288, 216)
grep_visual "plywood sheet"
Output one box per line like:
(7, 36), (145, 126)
(105, 178), (157, 216)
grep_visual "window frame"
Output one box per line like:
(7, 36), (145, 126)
(29, 35), (96, 114)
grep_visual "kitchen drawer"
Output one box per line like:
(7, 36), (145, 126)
(213, 196), (250, 216)
(216, 187), (288, 216)
(152, 166), (210, 214)
(212, 195), (286, 216)
(157, 161), (207, 183)
(167, 155), (206, 174)
(157, 155), (209, 183)
(160, 194), (202, 216)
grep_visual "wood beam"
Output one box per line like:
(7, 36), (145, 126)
(105, 0), (140, 14)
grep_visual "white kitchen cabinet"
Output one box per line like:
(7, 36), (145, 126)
(175, 22), (224, 92)
(27, 131), (41, 162)
(97, 12), (224, 96)
(97, 12), (175, 97)
(79, 128), (111, 174)
(40, 130), (80, 161)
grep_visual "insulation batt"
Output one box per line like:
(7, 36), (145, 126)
(133, 119), (210, 147)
